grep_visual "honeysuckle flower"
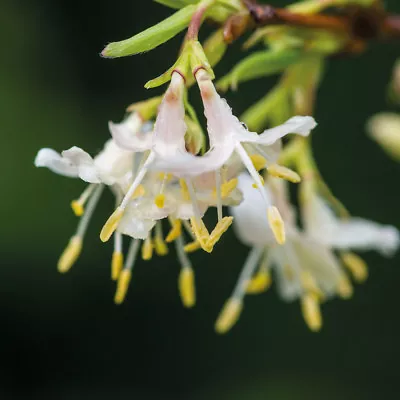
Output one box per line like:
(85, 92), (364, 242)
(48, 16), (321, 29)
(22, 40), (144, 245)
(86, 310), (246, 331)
(106, 68), (317, 251)
(216, 172), (400, 334)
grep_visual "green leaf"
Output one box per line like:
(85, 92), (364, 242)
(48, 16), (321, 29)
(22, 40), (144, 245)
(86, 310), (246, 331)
(217, 49), (302, 91)
(101, 5), (197, 58)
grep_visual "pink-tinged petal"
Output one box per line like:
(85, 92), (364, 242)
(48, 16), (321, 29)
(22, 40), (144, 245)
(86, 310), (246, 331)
(239, 116), (317, 146)
(109, 113), (152, 152)
(152, 72), (187, 157)
(197, 70), (241, 147)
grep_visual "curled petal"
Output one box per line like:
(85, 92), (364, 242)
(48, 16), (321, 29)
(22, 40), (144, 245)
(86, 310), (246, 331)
(239, 116), (317, 146)
(35, 147), (101, 183)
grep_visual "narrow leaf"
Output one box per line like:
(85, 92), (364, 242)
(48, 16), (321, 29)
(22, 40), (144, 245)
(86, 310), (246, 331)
(102, 5), (197, 58)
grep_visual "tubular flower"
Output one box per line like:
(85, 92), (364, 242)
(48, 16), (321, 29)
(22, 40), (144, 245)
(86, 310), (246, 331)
(216, 173), (400, 334)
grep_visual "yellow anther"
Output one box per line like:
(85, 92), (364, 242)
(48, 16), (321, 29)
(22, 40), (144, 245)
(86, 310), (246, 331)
(267, 164), (301, 183)
(158, 172), (173, 182)
(131, 184), (145, 199)
(341, 252), (368, 283)
(166, 219), (182, 243)
(301, 271), (324, 299)
(57, 236), (82, 273)
(220, 178), (238, 199)
(215, 298), (243, 334)
(179, 179), (190, 201)
(71, 200), (84, 217)
(154, 236), (168, 256)
(252, 174), (265, 189)
(155, 194), (166, 209)
(337, 275), (354, 299)
(190, 217), (212, 253)
(207, 216), (233, 248)
(184, 241), (202, 253)
(267, 206), (286, 245)
(246, 270), (271, 294)
(114, 269), (132, 304)
(250, 154), (267, 171)
(100, 207), (124, 243)
(301, 293), (322, 332)
(111, 251), (123, 281)
(142, 237), (153, 261)
(179, 267), (196, 308)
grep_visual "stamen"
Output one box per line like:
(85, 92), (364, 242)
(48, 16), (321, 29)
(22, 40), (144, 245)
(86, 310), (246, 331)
(250, 154), (267, 171)
(267, 206), (286, 245)
(267, 164), (301, 183)
(58, 184), (104, 273)
(58, 236), (82, 273)
(101, 152), (155, 242)
(142, 236), (153, 261)
(112, 226), (123, 281)
(184, 241), (202, 253)
(337, 274), (354, 299)
(155, 173), (168, 208)
(175, 235), (196, 308)
(216, 247), (263, 333)
(215, 169), (223, 222)
(207, 216), (233, 249)
(111, 252), (124, 281)
(166, 219), (182, 243)
(154, 223), (168, 256)
(215, 298), (243, 334)
(246, 269), (271, 294)
(70, 183), (96, 217)
(221, 178), (238, 198)
(114, 239), (140, 304)
(100, 207), (124, 243)
(186, 178), (211, 252)
(301, 293), (322, 332)
(341, 252), (368, 283)
(155, 194), (166, 209)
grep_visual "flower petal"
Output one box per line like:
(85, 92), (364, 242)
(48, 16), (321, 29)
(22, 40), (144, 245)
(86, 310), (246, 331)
(239, 116), (317, 146)
(109, 113), (152, 152)
(230, 173), (275, 246)
(35, 148), (80, 178)
(61, 147), (101, 183)
(323, 218), (400, 256)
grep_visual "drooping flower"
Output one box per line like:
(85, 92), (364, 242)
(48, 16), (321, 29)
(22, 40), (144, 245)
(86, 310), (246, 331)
(216, 172), (399, 334)
(107, 68), (317, 250)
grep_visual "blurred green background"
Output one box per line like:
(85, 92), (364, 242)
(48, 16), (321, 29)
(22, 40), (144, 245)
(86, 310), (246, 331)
(1, 0), (400, 398)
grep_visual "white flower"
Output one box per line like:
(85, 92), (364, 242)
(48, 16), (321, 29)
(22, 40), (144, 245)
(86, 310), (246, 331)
(106, 69), (316, 248)
(215, 172), (399, 334)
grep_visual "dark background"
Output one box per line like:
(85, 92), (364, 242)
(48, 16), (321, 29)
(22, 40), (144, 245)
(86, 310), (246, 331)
(1, 0), (400, 398)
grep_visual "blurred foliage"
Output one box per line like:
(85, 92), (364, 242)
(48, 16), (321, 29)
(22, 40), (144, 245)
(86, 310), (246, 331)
(1, 0), (400, 398)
